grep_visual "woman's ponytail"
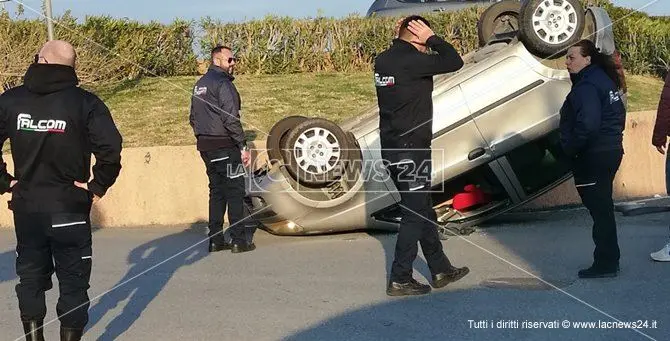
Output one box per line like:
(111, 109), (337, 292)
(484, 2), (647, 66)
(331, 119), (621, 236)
(572, 39), (622, 89)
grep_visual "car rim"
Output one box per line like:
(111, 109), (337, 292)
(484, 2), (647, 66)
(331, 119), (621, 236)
(293, 127), (341, 175)
(530, 0), (578, 45)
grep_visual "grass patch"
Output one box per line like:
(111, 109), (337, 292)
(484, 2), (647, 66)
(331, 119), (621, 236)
(83, 72), (665, 149)
(625, 74), (665, 112)
(88, 72), (375, 148)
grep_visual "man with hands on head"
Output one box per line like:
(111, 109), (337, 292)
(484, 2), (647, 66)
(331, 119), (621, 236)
(374, 16), (470, 297)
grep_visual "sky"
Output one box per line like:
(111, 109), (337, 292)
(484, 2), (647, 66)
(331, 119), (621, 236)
(0, 0), (668, 24)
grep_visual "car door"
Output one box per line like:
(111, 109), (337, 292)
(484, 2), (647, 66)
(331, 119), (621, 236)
(461, 56), (562, 156)
(430, 84), (493, 186)
(460, 55), (573, 201)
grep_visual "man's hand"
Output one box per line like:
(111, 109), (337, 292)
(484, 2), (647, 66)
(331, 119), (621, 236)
(74, 181), (101, 203)
(241, 150), (251, 168)
(407, 20), (436, 45)
(656, 145), (666, 155)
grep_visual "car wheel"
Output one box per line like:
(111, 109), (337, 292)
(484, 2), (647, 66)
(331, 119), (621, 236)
(518, 0), (585, 58)
(284, 118), (351, 186)
(266, 115), (308, 164)
(477, 0), (521, 47)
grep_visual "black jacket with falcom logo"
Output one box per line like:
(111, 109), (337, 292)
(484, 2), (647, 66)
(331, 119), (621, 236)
(0, 63), (123, 213)
(190, 65), (246, 151)
(374, 36), (464, 152)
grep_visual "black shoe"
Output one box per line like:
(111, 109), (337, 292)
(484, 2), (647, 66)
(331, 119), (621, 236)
(578, 266), (618, 279)
(231, 242), (256, 254)
(386, 278), (431, 296)
(22, 321), (44, 341)
(432, 266), (470, 289)
(208, 237), (232, 253)
(60, 327), (83, 341)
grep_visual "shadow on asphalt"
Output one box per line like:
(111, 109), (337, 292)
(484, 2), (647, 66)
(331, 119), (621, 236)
(85, 223), (209, 340)
(281, 280), (667, 341)
(0, 248), (16, 283)
(290, 210), (670, 341)
(362, 208), (587, 286)
(366, 230), (433, 283)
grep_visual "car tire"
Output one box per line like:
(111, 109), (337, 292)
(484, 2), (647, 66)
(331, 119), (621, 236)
(518, 0), (585, 58)
(477, 0), (521, 47)
(284, 118), (352, 186)
(266, 115), (308, 164)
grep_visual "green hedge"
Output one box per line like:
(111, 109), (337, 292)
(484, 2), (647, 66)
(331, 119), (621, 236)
(0, 11), (197, 89)
(198, 8), (484, 74)
(2, 0), (668, 90)
(599, 3), (670, 77)
(199, 1), (670, 77)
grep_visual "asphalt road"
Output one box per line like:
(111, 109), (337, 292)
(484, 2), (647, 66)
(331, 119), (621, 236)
(0, 208), (668, 341)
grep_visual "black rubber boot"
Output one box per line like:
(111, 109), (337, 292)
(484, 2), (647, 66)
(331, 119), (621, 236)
(578, 265), (618, 279)
(60, 327), (84, 341)
(231, 242), (256, 254)
(22, 321), (45, 341)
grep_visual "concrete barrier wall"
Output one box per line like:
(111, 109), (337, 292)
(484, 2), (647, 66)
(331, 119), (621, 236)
(0, 111), (664, 228)
(0, 146), (205, 228)
(522, 110), (667, 209)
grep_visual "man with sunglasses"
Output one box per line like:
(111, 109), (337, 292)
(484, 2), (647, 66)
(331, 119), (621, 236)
(374, 16), (469, 296)
(0, 40), (123, 340)
(190, 45), (255, 254)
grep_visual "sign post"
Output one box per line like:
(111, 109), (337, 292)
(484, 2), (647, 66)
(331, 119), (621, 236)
(45, 0), (54, 40)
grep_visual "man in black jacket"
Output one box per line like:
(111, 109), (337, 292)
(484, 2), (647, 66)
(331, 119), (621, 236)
(190, 45), (254, 254)
(0, 40), (123, 341)
(375, 16), (469, 296)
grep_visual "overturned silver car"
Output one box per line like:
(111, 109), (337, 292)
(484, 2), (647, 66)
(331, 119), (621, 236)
(245, 3), (622, 239)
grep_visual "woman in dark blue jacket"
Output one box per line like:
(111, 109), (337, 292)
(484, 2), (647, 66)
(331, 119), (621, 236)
(559, 39), (626, 279)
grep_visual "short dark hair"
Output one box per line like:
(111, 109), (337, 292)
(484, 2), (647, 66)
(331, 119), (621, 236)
(399, 15), (431, 38)
(210, 45), (232, 61)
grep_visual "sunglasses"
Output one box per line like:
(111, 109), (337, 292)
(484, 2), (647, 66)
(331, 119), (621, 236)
(227, 57), (237, 64)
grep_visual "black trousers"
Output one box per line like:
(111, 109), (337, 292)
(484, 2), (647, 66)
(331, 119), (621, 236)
(13, 212), (92, 329)
(573, 149), (623, 271)
(200, 147), (255, 244)
(384, 149), (452, 282)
